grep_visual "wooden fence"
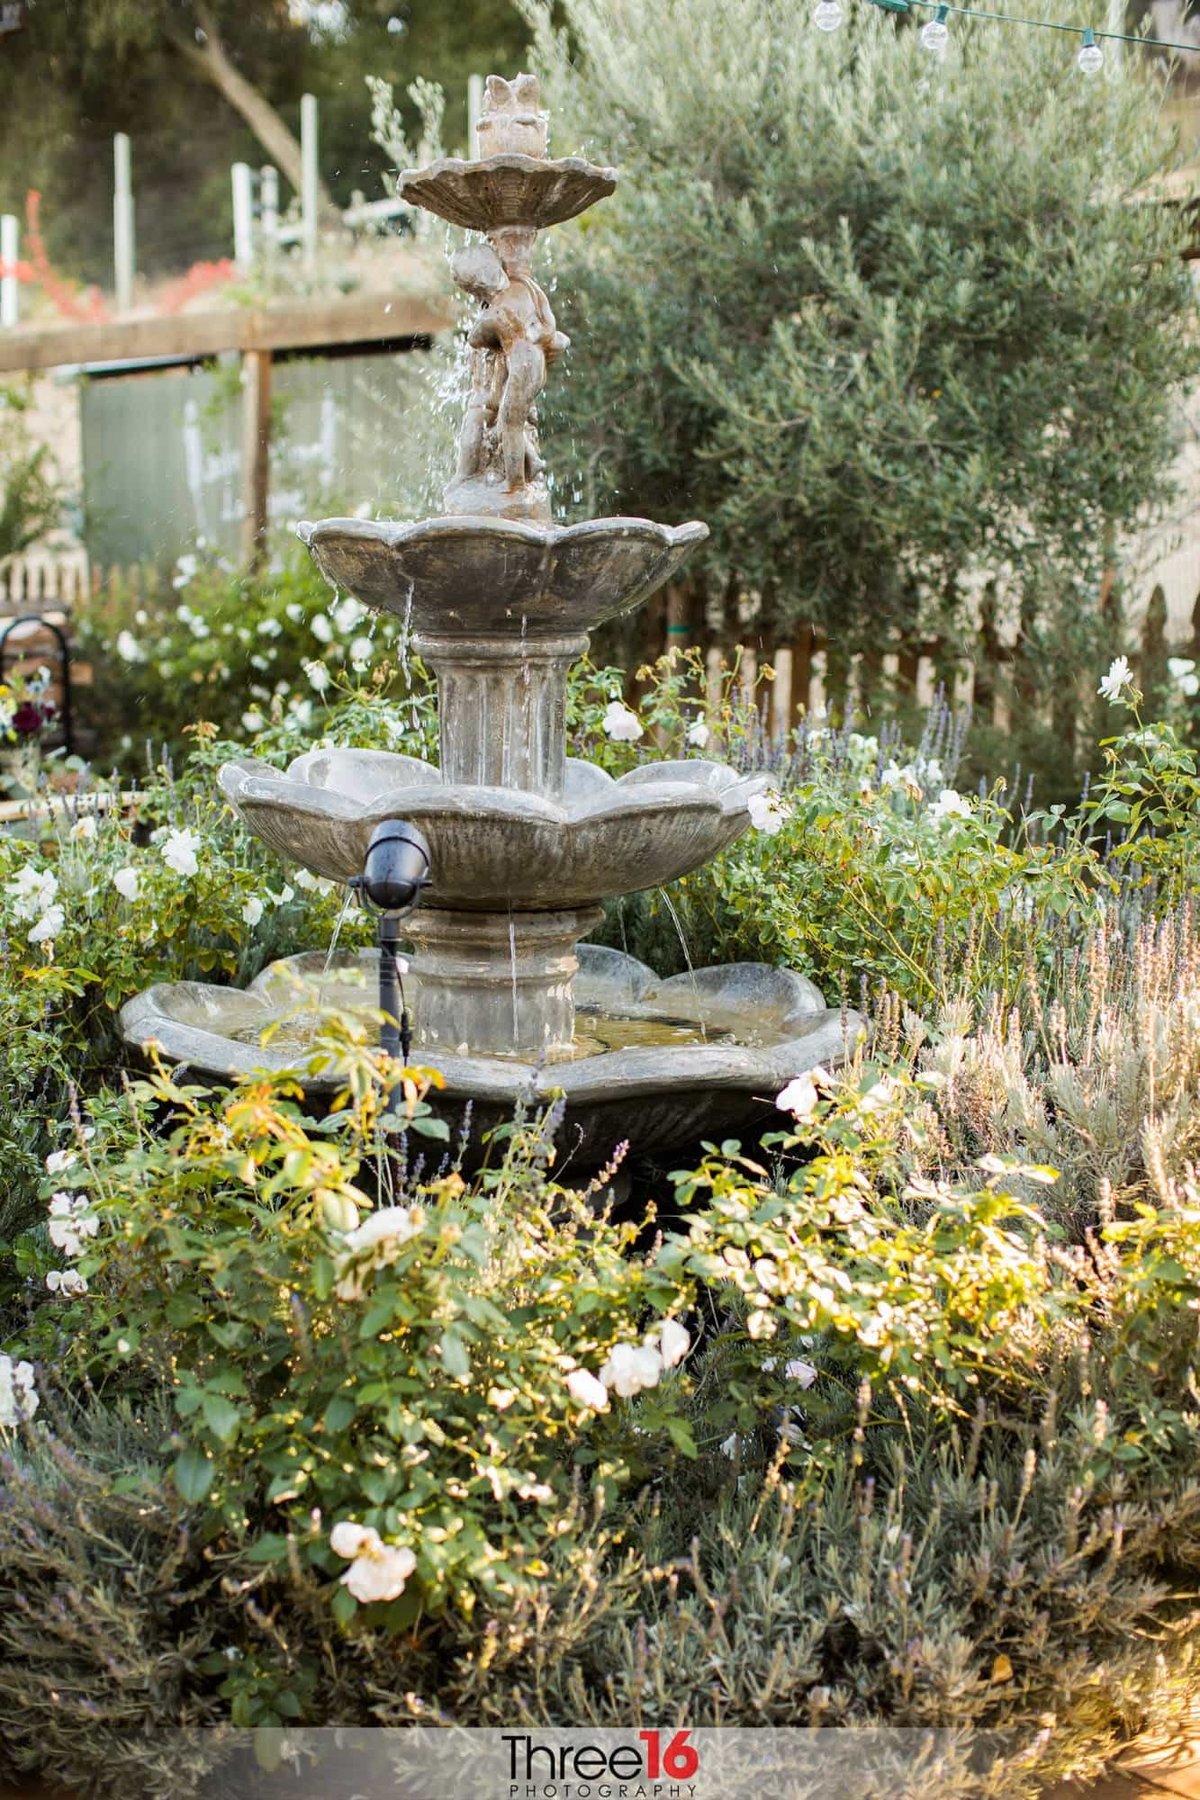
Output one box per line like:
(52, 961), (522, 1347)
(2, 547), (1195, 759)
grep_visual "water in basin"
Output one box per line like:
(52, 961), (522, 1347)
(227, 1007), (744, 1064)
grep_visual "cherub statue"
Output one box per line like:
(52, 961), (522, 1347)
(450, 233), (568, 496)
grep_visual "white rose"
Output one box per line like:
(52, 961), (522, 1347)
(330, 1522), (416, 1604)
(0, 1354), (39, 1428)
(747, 789), (788, 835)
(46, 1268), (88, 1297)
(160, 828), (202, 879)
(343, 1206), (420, 1255)
(112, 867), (139, 901)
(776, 1074), (820, 1118)
(70, 815), (97, 841)
(599, 1340), (663, 1398)
(29, 904), (65, 944)
(241, 710), (265, 734)
(7, 865), (58, 921)
(857, 1075), (899, 1114)
(115, 630), (145, 664)
(331, 597), (365, 635)
(656, 1318), (691, 1369)
(349, 636), (374, 670)
(329, 1520), (375, 1559)
(241, 896), (264, 927)
(1098, 656), (1133, 703)
(601, 700), (643, 743)
(685, 716), (710, 748)
(565, 1368), (610, 1411)
(785, 1358), (818, 1388)
(927, 788), (971, 823)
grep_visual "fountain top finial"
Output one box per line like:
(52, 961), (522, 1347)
(476, 72), (548, 159)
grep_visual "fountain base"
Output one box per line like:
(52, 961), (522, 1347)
(119, 946), (863, 1171)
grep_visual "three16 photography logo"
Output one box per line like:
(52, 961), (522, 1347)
(503, 1728), (701, 1799)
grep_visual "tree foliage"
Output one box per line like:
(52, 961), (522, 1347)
(0, 1), (526, 280)
(530, 0), (1199, 657)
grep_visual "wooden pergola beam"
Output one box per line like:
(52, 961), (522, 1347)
(0, 290), (452, 375)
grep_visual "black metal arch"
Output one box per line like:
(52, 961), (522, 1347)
(0, 612), (73, 757)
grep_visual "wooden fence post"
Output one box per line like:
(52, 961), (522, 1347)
(231, 163), (255, 271)
(0, 213), (17, 327)
(1139, 584), (1168, 703)
(771, 645), (793, 742)
(240, 348), (273, 569)
(300, 94), (319, 270)
(260, 165), (279, 254)
(113, 133), (135, 313)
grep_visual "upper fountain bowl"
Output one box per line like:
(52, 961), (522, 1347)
(397, 153), (618, 232)
(297, 515), (708, 642)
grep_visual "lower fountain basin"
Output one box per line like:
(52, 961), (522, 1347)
(119, 946), (863, 1170)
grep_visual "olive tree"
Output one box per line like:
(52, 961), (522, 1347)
(527, 0), (1197, 673)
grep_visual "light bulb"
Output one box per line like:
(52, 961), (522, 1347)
(1077, 28), (1104, 73)
(920, 6), (950, 54)
(814, 0), (845, 28)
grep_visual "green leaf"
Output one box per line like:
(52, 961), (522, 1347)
(409, 1113), (450, 1140)
(439, 1330), (471, 1381)
(323, 1394), (356, 1433)
(173, 1447), (215, 1504)
(665, 1415), (698, 1458)
(243, 1533), (290, 1564)
(359, 1298), (394, 1339)
(202, 1392), (243, 1444)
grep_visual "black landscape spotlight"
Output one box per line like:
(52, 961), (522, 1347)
(350, 819), (431, 1083)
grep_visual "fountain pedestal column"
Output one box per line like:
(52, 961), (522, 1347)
(405, 904), (604, 1058)
(419, 633), (587, 800)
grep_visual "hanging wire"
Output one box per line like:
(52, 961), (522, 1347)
(865, 0), (1200, 55)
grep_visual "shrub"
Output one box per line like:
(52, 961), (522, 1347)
(72, 549), (431, 770)
(0, 1393), (223, 1797)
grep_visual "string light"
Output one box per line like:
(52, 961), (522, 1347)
(856, 0), (1200, 72)
(1077, 24), (1104, 71)
(920, 3), (950, 52)
(814, 0), (846, 28)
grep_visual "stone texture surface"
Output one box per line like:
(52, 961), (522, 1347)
(119, 946), (861, 1168)
(421, 633), (586, 797)
(406, 904), (604, 1058)
(219, 750), (769, 907)
(297, 515), (708, 640)
(397, 152), (617, 231)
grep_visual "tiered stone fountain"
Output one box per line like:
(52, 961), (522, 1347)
(121, 74), (858, 1168)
